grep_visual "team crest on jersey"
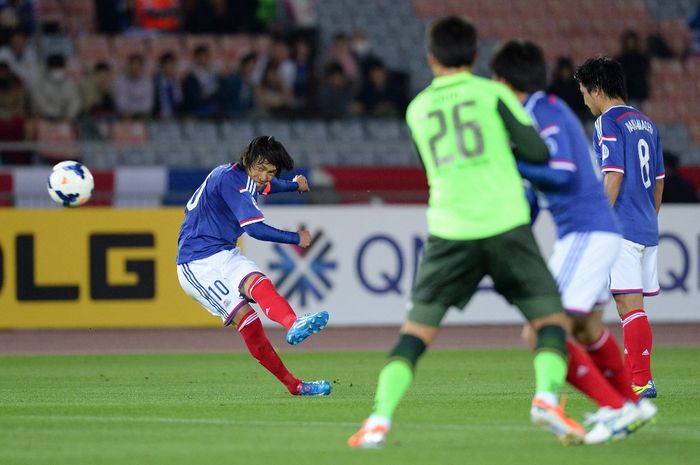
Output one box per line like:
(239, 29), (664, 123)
(267, 228), (337, 307)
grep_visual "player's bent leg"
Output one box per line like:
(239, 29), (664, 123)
(524, 322), (626, 412)
(241, 273), (297, 329)
(574, 310), (640, 403)
(348, 318), (436, 449)
(241, 273), (329, 346)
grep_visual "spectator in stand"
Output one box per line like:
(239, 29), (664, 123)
(325, 33), (359, 85)
(271, 35), (296, 90)
(615, 30), (650, 107)
(30, 54), (80, 120)
(662, 151), (698, 203)
(79, 61), (116, 119)
(318, 62), (354, 119)
(183, 44), (221, 118)
(254, 61), (295, 117)
(0, 29), (37, 84)
(646, 23), (675, 60)
(113, 53), (154, 119)
(351, 29), (380, 85)
(153, 51), (182, 119)
(134, 0), (180, 34)
(688, 2), (700, 59)
(547, 57), (591, 122)
(0, 60), (28, 164)
(292, 36), (316, 111)
(220, 52), (257, 118)
(355, 59), (406, 117)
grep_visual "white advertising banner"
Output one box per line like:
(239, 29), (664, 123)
(245, 205), (700, 326)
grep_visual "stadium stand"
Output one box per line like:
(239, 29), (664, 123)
(0, 0), (699, 204)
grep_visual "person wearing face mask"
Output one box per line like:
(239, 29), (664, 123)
(29, 53), (80, 121)
(350, 29), (380, 87)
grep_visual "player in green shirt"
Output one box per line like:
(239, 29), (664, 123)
(348, 16), (584, 448)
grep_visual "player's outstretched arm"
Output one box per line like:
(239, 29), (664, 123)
(264, 176), (310, 195)
(243, 221), (300, 245)
(516, 160), (573, 190)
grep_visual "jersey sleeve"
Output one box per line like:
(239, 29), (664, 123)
(539, 123), (577, 173)
(597, 116), (625, 174)
(655, 132), (665, 179)
(262, 177), (299, 195)
(220, 184), (265, 226)
(496, 86), (549, 164)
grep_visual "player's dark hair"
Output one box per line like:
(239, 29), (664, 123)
(239, 136), (294, 176)
(427, 16), (477, 67)
(574, 56), (628, 101)
(490, 40), (547, 93)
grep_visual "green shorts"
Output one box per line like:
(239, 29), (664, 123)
(408, 224), (562, 326)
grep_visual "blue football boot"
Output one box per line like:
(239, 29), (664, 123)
(286, 311), (329, 346)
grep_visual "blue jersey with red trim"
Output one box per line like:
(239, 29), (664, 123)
(524, 92), (619, 238)
(177, 163), (265, 264)
(592, 105), (664, 246)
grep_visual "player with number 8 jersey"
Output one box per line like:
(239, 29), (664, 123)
(575, 57), (664, 398)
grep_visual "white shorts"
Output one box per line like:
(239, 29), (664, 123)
(609, 239), (660, 296)
(177, 248), (262, 326)
(548, 231), (622, 315)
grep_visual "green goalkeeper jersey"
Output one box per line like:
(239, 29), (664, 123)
(406, 71), (550, 240)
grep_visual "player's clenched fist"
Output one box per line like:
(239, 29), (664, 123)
(297, 229), (311, 248)
(293, 175), (310, 193)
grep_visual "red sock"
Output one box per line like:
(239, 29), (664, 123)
(237, 310), (301, 394)
(621, 309), (653, 386)
(566, 340), (625, 409)
(248, 276), (297, 330)
(585, 328), (639, 402)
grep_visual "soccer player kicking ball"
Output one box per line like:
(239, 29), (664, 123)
(348, 16), (584, 448)
(176, 136), (331, 396)
(575, 58), (664, 399)
(490, 40), (657, 444)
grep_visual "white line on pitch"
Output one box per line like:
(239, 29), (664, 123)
(2, 414), (698, 438)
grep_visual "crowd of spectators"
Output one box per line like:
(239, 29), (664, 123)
(1, 0), (700, 171)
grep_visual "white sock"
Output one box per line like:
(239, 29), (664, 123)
(534, 392), (559, 406)
(365, 415), (391, 430)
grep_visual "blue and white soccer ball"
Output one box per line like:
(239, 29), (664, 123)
(47, 161), (94, 207)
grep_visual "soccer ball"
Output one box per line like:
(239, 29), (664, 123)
(47, 161), (94, 207)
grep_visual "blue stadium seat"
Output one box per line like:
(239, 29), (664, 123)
(182, 121), (220, 143)
(329, 119), (366, 141)
(256, 120), (293, 140)
(149, 122), (182, 141)
(293, 120), (328, 142)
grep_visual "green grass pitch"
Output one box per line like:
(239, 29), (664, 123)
(1, 347), (698, 465)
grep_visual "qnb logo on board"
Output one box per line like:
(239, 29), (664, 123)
(268, 229), (337, 307)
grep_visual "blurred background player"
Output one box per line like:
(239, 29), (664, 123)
(348, 16), (584, 448)
(176, 135), (331, 396)
(491, 40), (657, 444)
(575, 57), (665, 399)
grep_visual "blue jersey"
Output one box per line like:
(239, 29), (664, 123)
(177, 163), (296, 264)
(593, 105), (664, 246)
(523, 92), (619, 238)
